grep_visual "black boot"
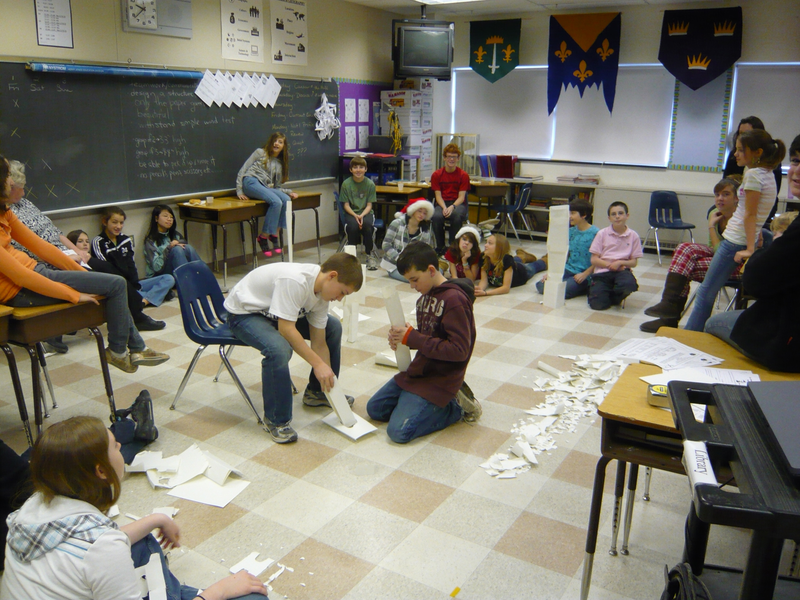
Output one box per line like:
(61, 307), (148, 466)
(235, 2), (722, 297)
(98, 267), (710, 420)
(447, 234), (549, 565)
(644, 273), (689, 318)
(639, 316), (680, 333)
(130, 390), (158, 442)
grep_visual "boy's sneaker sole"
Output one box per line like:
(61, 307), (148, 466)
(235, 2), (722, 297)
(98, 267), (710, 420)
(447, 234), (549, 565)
(131, 348), (170, 367)
(264, 422), (298, 443)
(106, 348), (138, 373)
(456, 381), (482, 423)
(302, 388), (355, 408)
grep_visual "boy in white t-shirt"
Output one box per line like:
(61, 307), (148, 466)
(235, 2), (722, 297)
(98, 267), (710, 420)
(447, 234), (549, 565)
(224, 253), (363, 443)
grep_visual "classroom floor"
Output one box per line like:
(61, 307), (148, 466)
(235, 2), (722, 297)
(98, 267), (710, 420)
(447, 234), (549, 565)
(0, 241), (771, 600)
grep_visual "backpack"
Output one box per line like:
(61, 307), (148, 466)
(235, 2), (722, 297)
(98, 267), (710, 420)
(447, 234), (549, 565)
(660, 563), (712, 600)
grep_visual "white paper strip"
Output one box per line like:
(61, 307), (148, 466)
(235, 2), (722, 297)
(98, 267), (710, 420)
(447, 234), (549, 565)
(382, 288), (411, 372)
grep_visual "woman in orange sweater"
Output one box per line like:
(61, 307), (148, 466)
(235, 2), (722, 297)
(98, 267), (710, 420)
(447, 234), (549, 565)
(0, 157), (168, 373)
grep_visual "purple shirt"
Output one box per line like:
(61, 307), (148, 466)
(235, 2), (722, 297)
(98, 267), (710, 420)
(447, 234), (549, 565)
(589, 225), (643, 274)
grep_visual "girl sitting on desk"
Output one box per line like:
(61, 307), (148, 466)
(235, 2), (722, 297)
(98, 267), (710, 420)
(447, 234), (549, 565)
(236, 132), (298, 258)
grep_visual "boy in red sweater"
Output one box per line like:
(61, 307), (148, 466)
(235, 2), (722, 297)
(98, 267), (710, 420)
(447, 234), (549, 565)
(367, 242), (479, 443)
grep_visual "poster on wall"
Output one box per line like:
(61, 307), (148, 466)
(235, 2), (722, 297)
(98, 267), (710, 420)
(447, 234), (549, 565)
(270, 0), (308, 66)
(35, 0), (74, 48)
(221, 0), (265, 63)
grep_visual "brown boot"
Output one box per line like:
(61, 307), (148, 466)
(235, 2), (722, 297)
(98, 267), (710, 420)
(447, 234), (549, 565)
(644, 273), (688, 319)
(541, 254), (548, 267)
(515, 248), (537, 264)
(640, 316), (680, 333)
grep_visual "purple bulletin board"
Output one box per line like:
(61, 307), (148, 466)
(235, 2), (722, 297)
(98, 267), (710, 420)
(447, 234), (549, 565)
(336, 80), (390, 154)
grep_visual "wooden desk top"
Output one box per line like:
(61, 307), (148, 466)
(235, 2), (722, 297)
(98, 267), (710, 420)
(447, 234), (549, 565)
(0, 305), (12, 318)
(599, 328), (800, 433)
(375, 185), (422, 196)
(180, 198), (262, 211)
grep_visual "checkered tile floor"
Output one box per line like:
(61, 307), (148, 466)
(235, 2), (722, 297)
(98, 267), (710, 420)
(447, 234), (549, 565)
(1, 242), (765, 599)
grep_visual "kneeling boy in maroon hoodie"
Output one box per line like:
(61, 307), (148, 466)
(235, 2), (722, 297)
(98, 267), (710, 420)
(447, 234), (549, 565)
(367, 242), (480, 443)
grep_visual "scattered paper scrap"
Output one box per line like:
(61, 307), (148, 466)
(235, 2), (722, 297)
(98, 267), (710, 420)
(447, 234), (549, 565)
(230, 552), (275, 577)
(167, 476), (250, 509)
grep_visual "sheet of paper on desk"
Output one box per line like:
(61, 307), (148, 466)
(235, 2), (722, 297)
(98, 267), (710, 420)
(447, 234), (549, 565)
(604, 337), (723, 369)
(641, 367), (760, 387)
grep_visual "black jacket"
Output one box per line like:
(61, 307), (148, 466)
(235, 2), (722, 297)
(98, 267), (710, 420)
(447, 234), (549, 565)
(730, 218), (800, 372)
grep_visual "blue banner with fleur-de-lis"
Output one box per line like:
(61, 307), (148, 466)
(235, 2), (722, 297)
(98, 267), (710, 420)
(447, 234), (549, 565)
(470, 19), (521, 84)
(547, 13), (621, 115)
(658, 7), (742, 91)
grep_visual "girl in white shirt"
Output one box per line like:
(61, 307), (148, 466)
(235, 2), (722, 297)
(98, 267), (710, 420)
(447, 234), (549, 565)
(1, 416), (267, 600)
(685, 129), (786, 331)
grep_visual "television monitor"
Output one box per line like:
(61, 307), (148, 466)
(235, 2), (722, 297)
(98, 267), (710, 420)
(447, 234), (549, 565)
(393, 20), (454, 80)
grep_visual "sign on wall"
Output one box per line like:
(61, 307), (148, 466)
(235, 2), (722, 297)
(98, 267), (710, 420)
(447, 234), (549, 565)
(270, 0), (308, 66)
(221, 0), (265, 62)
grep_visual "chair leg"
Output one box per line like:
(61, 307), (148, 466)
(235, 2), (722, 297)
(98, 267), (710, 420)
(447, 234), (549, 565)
(88, 327), (117, 422)
(642, 227), (653, 250)
(642, 466), (652, 501)
(508, 214), (521, 243)
(218, 345), (263, 424)
(724, 288), (739, 312)
(35, 342), (57, 411)
(214, 346), (234, 382)
(654, 229), (662, 265)
(172, 345), (207, 410)
(2, 344), (33, 447)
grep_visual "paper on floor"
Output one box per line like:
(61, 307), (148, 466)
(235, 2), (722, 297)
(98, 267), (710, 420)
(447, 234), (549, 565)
(322, 411), (377, 440)
(230, 552), (275, 577)
(168, 476), (250, 508)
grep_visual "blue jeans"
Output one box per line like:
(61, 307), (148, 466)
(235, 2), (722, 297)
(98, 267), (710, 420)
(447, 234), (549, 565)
(227, 314), (342, 425)
(11, 265), (145, 355)
(514, 256), (545, 284)
(432, 202), (469, 252)
(685, 239), (745, 331)
(704, 309), (755, 359)
(243, 176), (288, 236)
(131, 534), (267, 600)
(343, 211), (375, 254)
(588, 270), (638, 310)
(139, 274), (174, 306)
(162, 244), (201, 276)
(366, 378), (462, 444)
(534, 268), (590, 299)
(387, 267), (408, 283)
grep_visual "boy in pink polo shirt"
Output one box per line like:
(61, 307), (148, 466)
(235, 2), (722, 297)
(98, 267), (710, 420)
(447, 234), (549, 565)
(588, 201), (643, 310)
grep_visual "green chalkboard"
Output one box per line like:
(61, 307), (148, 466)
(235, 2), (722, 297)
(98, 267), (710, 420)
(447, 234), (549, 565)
(0, 62), (338, 212)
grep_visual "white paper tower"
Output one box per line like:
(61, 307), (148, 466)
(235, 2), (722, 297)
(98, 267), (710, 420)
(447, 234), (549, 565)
(341, 245), (366, 343)
(543, 205), (569, 309)
(382, 287), (411, 372)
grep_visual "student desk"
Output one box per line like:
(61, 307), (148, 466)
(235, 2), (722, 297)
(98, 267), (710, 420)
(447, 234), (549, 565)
(374, 185), (423, 223)
(178, 198), (265, 290)
(470, 179), (509, 224)
(580, 328), (800, 600)
(288, 192), (322, 264)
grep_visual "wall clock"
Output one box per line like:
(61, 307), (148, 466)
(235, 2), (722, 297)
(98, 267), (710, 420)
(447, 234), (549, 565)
(121, 0), (192, 39)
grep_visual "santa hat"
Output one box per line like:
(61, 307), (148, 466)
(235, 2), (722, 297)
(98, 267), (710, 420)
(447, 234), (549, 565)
(455, 225), (481, 243)
(396, 197), (434, 221)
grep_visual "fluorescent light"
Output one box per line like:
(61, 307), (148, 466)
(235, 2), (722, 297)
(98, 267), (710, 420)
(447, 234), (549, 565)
(415, 0), (486, 5)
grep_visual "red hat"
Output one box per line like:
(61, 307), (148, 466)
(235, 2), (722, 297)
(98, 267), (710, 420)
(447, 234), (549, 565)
(396, 197), (434, 221)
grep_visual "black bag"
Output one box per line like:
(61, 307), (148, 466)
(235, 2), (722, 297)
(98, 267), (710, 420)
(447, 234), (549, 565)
(661, 563), (712, 600)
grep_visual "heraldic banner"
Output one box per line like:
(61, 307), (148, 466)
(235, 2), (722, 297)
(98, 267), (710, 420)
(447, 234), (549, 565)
(658, 7), (742, 91)
(470, 19), (521, 84)
(547, 13), (621, 115)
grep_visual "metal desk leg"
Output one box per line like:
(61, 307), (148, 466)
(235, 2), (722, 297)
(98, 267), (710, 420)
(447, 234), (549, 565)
(643, 466), (652, 501)
(35, 342), (57, 410)
(239, 222), (246, 260)
(249, 217), (259, 269)
(88, 326), (117, 421)
(2, 344), (33, 447)
(26, 346), (45, 438)
(620, 464), (639, 555)
(609, 460), (627, 556)
(211, 225), (219, 272)
(580, 455), (612, 600)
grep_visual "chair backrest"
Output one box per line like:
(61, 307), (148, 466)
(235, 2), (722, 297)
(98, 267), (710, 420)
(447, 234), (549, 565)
(511, 183), (533, 213)
(173, 261), (228, 344)
(649, 190), (681, 226)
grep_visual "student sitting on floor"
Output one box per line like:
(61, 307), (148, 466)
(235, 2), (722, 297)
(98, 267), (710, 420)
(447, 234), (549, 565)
(587, 201), (643, 310)
(0, 416), (267, 600)
(224, 253), (362, 444)
(444, 225), (482, 281)
(381, 197), (435, 282)
(91, 206), (175, 312)
(475, 234), (539, 297)
(367, 242), (480, 443)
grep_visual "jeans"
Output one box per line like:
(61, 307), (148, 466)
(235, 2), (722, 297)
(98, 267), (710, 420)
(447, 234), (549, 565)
(243, 176), (288, 235)
(366, 378), (462, 444)
(588, 270), (638, 310)
(535, 268), (590, 299)
(227, 314), (342, 425)
(513, 256), (545, 284)
(139, 274), (174, 306)
(704, 309), (754, 358)
(162, 244), (201, 276)
(10, 265), (144, 355)
(432, 202), (469, 252)
(131, 534), (267, 600)
(343, 211), (375, 254)
(684, 239), (745, 331)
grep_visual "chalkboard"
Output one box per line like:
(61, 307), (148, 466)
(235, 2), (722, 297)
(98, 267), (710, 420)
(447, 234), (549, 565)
(0, 62), (339, 212)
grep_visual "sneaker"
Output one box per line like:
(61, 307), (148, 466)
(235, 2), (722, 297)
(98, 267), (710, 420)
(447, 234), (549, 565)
(438, 258), (450, 273)
(515, 248), (538, 264)
(130, 347), (170, 367)
(134, 314), (167, 331)
(269, 236), (282, 255)
(165, 289), (178, 302)
(257, 235), (273, 257)
(264, 421), (298, 443)
(130, 390), (158, 442)
(302, 388), (355, 408)
(106, 348), (138, 373)
(366, 256), (379, 271)
(456, 381), (482, 423)
(43, 336), (68, 354)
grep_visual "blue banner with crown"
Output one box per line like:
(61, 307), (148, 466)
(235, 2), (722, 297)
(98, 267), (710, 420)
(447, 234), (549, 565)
(547, 13), (621, 115)
(658, 7), (742, 91)
(470, 19), (521, 84)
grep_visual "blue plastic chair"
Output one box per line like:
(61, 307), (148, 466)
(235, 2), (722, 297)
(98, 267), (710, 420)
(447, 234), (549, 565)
(170, 261), (262, 424)
(642, 191), (696, 265)
(490, 182), (532, 242)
